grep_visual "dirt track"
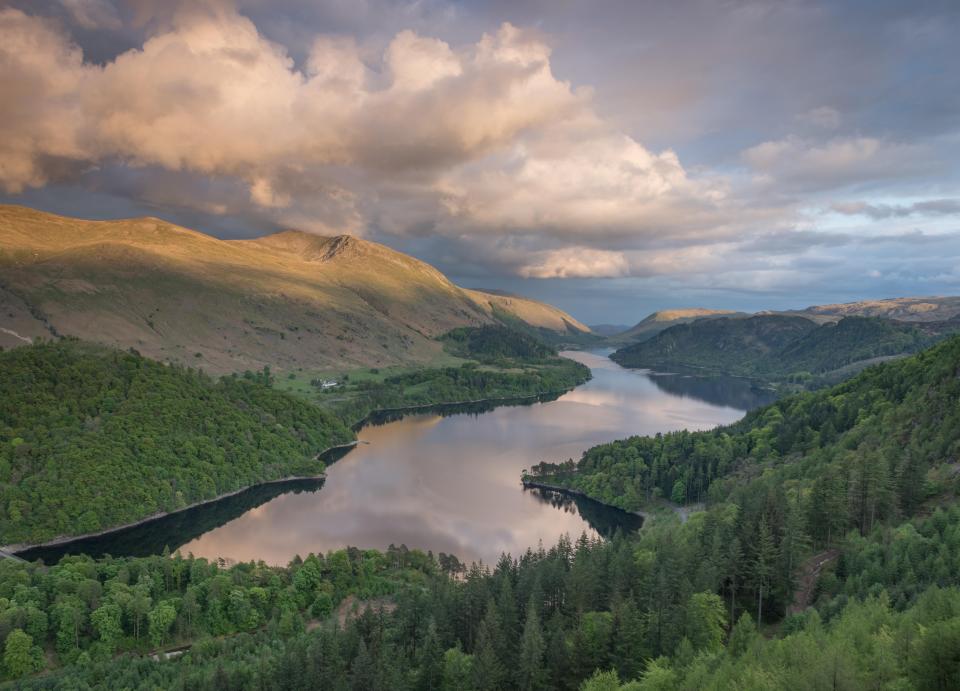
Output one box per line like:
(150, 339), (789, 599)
(788, 548), (840, 615)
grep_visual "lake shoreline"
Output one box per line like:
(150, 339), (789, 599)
(2, 442), (361, 555)
(522, 478), (703, 525)
(521, 478), (649, 519)
(5, 384), (586, 557)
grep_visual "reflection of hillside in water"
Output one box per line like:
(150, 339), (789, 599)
(647, 371), (778, 411)
(357, 393), (562, 429)
(18, 479), (326, 565)
(525, 488), (643, 538)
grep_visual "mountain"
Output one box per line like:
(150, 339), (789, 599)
(781, 296), (960, 322)
(0, 205), (587, 372)
(611, 313), (960, 382)
(610, 307), (740, 342)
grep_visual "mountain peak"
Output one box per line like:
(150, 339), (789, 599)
(321, 235), (361, 261)
(251, 229), (366, 262)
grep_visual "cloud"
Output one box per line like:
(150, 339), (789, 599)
(0, 7), (581, 196)
(519, 248), (629, 278)
(831, 198), (960, 219)
(743, 135), (933, 192)
(435, 125), (750, 244)
(0, 9), (92, 193)
(0, 3), (751, 252)
(738, 230), (852, 255)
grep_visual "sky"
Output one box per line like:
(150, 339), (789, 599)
(1, 0), (959, 324)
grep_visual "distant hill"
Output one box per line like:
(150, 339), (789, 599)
(610, 308), (741, 342)
(611, 313), (960, 383)
(778, 296), (960, 323)
(0, 205), (588, 372)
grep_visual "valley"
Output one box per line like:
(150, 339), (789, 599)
(3, 2), (960, 687)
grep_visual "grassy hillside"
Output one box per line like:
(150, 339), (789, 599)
(464, 289), (590, 334)
(0, 340), (354, 547)
(611, 314), (958, 383)
(0, 205), (588, 373)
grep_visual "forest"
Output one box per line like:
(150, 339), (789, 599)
(0, 340), (354, 547)
(3, 509), (960, 689)
(441, 326), (558, 363)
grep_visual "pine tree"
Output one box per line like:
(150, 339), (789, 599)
(778, 499), (809, 603)
(518, 598), (546, 691)
(472, 604), (505, 690)
(418, 621), (444, 691)
(351, 639), (376, 691)
(723, 537), (744, 626)
(496, 577), (521, 675)
(752, 516), (777, 623)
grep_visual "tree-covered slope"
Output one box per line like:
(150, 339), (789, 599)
(611, 314), (816, 374)
(6, 521), (960, 689)
(0, 341), (353, 546)
(441, 325), (557, 363)
(611, 314), (957, 383)
(533, 334), (960, 538)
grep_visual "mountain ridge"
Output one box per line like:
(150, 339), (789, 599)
(0, 205), (587, 372)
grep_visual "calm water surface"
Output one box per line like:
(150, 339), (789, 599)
(22, 352), (775, 565)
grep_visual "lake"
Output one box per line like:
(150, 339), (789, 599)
(20, 351), (775, 566)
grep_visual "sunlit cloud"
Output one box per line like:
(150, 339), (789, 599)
(519, 248), (629, 279)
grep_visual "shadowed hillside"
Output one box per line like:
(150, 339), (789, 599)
(611, 313), (960, 384)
